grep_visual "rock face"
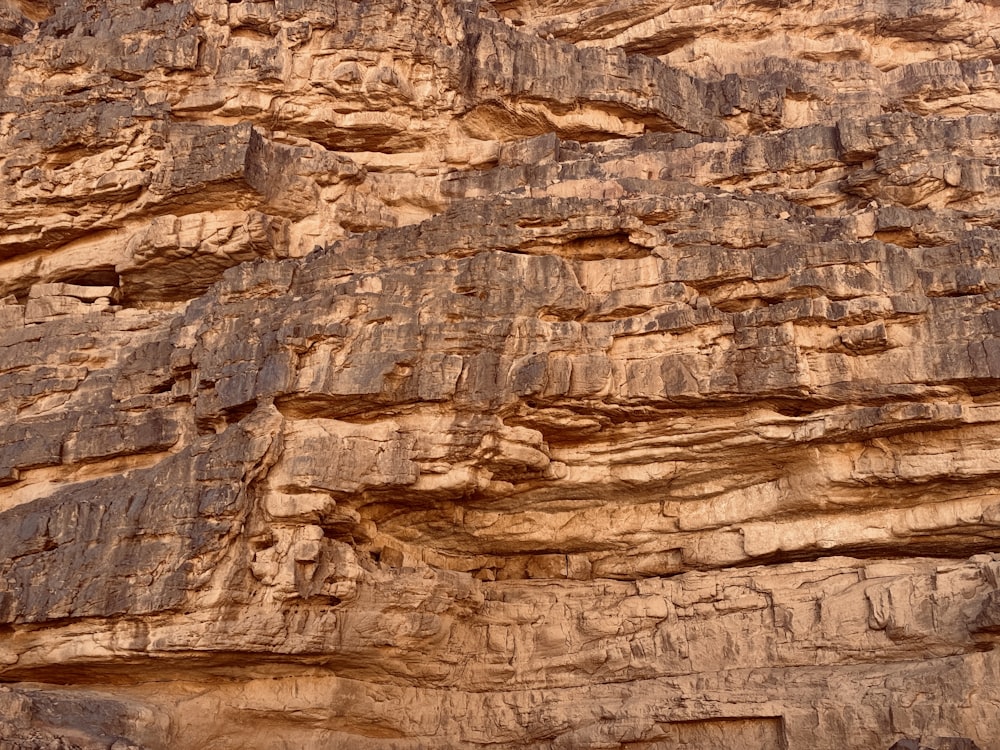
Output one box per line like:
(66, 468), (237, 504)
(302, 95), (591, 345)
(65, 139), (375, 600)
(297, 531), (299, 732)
(1, 0), (1000, 747)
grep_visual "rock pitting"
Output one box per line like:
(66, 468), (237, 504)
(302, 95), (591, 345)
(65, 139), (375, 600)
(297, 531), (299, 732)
(1, 0), (1000, 747)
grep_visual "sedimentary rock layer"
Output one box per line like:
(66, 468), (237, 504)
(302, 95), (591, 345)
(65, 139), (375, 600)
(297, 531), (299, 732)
(1, 0), (999, 747)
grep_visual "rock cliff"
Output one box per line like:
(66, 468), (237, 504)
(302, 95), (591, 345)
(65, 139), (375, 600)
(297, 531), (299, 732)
(2, 0), (1000, 747)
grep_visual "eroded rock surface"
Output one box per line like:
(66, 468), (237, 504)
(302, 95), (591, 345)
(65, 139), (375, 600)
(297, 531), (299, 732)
(1, 0), (1000, 747)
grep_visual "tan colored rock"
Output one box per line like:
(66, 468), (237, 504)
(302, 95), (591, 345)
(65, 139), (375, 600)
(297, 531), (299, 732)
(1, 0), (1000, 747)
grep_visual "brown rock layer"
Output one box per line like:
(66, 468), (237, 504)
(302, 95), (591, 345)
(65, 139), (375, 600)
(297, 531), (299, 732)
(1, 0), (999, 747)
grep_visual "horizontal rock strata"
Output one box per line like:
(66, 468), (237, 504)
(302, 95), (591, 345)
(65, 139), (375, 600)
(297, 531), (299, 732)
(1, 0), (1000, 747)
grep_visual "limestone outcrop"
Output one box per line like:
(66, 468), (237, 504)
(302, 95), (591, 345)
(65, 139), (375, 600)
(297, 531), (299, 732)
(1, 0), (1000, 747)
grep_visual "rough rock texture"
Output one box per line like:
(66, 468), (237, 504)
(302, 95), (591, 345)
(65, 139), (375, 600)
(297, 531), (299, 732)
(2, 0), (1000, 747)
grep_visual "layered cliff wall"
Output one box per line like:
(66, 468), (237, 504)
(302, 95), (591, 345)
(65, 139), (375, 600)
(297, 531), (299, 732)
(2, 0), (1000, 747)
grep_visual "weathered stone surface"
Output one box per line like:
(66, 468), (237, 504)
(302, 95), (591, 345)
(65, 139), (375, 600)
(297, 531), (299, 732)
(1, 0), (1000, 747)
(890, 739), (984, 750)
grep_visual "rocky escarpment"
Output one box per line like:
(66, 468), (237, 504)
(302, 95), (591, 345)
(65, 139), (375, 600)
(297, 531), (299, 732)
(2, 0), (1000, 747)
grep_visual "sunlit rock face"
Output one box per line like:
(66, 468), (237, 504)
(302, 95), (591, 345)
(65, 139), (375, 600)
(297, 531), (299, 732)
(2, 0), (1000, 747)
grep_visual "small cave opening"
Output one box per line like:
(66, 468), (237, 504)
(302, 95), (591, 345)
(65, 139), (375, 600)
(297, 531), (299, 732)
(54, 267), (121, 289)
